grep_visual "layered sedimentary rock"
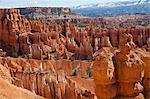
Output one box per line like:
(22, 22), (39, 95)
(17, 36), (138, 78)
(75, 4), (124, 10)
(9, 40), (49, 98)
(19, 7), (80, 20)
(0, 77), (45, 99)
(0, 9), (31, 54)
(0, 8), (150, 99)
(0, 57), (95, 99)
(0, 8), (150, 60)
(0, 61), (44, 99)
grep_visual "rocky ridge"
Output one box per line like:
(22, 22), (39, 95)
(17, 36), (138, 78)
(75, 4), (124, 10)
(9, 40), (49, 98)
(19, 7), (80, 20)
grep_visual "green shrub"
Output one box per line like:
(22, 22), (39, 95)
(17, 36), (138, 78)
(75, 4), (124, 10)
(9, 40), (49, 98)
(11, 52), (18, 58)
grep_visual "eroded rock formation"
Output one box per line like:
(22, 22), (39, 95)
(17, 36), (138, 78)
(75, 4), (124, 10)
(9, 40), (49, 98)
(93, 47), (116, 98)
(0, 59), (45, 99)
(135, 49), (150, 98)
(0, 9), (150, 60)
(114, 33), (145, 98)
(0, 57), (95, 99)
(0, 8), (150, 99)
(93, 33), (150, 99)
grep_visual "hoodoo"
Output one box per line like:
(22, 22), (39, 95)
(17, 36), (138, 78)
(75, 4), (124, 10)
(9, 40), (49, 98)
(0, 6), (149, 99)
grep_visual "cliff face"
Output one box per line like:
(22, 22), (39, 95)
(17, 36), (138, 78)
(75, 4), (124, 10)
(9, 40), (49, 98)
(0, 9), (31, 54)
(0, 57), (95, 99)
(0, 59), (44, 99)
(0, 77), (44, 99)
(19, 7), (79, 20)
(19, 7), (72, 15)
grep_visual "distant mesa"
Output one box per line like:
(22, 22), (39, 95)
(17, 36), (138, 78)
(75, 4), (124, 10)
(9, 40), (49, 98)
(18, 7), (80, 20)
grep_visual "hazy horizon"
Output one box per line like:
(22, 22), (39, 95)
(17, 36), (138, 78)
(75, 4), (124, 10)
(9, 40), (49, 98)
(0, 0), (137, 8)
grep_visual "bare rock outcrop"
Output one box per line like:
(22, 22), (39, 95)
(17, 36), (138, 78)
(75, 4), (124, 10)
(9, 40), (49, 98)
(0, 9), (31, 54)
(135, 49), (150, 98)
(113, 33), (145, 98)
(93, 47), (116, 98)
(0, 60), (44, 99)
(0, 57), (95, 99)
(93, 33), (147, 98)
(0, 77), (45, 99)
(0, 8), (150, 99)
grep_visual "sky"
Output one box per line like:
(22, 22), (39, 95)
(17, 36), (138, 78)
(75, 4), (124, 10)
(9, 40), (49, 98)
(0, 0), (134, 8)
